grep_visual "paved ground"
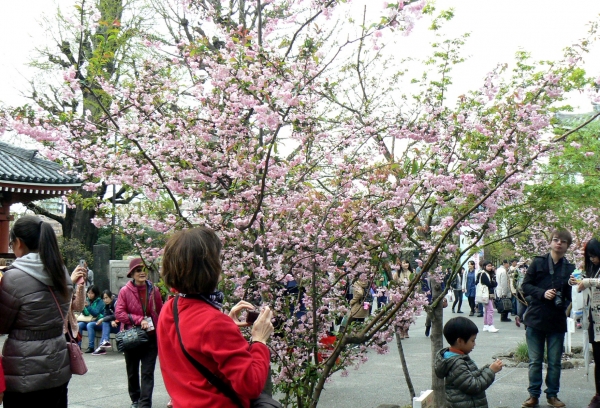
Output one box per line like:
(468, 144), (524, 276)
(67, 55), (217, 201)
(4, 307), (596, 407)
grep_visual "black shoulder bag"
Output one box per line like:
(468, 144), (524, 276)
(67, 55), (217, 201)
(173, 296), (282, 408)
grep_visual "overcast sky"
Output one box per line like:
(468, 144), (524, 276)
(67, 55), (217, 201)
(1, 0), (599, 111)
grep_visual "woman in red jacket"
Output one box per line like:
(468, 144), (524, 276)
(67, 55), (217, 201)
(158, 227), (274, 408)
(116, 258), (163, 408)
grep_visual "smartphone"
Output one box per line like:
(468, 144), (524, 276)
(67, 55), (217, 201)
(76, 260), (86, 285)
(245, 310), (260, 324)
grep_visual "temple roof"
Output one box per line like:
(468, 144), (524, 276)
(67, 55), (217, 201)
(0, 141), (80, 186)
(555, 103), (600, 129)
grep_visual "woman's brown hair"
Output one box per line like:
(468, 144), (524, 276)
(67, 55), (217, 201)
(161, 227), (222, 294)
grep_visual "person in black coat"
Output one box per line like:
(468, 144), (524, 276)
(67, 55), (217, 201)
(520, 229), (574, 408)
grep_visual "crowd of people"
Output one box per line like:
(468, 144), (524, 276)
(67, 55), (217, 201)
(1, 217), (600, 407)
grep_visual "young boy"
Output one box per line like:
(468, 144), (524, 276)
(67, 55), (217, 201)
(435, 317), (503, 408)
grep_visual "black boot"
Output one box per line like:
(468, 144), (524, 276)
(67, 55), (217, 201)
(425, 326), (431, 337)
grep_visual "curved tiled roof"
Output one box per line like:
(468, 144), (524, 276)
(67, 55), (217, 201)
(0, 142), (80, 185)
(555, 103), (600, 129)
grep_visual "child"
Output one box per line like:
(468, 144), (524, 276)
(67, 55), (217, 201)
(434, 317), (503, 408)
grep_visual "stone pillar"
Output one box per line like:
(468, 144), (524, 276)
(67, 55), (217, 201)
(0, 200), (13, 253)
(93, 244), (110, 292)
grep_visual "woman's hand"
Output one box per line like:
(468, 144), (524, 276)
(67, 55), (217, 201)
(111, 321), (118, 328)
(141, 319), (149, 330)
(578, 282), (586, 293)
(228, 300), (256, 327)
(70, 266), (87, 285)
(251, 306), (274, 344)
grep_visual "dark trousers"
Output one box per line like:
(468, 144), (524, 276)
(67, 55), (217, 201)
(593, 341), (600, 394)
(452, 290), (463, 311)
(467, 296), (476, 313)
(3, 382), (68, 408)
(124, 335), (158, 407)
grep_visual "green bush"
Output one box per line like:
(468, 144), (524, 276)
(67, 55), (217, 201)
(514, 341), (529, 363)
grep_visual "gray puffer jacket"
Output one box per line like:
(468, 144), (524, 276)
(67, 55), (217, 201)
(434, 347), (495, 408)
(0, 253), (72, 392)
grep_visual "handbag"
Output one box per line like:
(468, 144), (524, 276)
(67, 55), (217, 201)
(173, 296), (282, 408)
(494, 297), (513, 313)
(475, 273), (490, 304)
(76, 313), (95, 323)
(115, 325), (149, 352)
(49, 287), (88, 375)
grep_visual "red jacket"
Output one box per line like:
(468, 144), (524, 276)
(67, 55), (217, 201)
(116, 281), (163, 329)
(157, 297), (270, 408)
(0, 357), (5, 393)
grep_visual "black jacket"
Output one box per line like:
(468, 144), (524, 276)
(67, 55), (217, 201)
(478, 272), (497, 294)
(522, 254), (574, 333)
(101, 296), (118, 322)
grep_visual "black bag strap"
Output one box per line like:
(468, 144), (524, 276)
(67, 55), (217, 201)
(548, 254), (567, 288)
(173, 295), (244, 408)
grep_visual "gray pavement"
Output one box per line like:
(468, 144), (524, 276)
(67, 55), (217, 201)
(4, 307), (595, 407)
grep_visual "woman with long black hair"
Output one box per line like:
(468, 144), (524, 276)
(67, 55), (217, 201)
(572, 238), (600, 408)
(0, 215), (72, 407)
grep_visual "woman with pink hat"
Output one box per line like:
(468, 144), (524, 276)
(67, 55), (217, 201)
(116, 258), (163, 408)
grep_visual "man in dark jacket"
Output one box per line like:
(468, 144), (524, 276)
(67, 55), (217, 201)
(521, 229), (575, 408)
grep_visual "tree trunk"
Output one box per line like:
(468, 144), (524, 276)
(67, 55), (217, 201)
(430, 280), (446, 407)
(395, 328), (416, 400)
(60, 188), (99, 253)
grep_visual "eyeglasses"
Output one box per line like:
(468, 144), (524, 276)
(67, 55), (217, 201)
(552, 238), (568, 245)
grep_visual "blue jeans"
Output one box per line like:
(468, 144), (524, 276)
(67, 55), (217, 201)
(78, 321), (102, 349)
(101, 321), (120, 343)
(477, 302), (484, 315)
(526, 327), (565, 398)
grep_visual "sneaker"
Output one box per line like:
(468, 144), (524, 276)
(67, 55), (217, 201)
(501, 318), (512, 322)
(131, 403), (139, 408)
(487, 325), (499, 333)
(469, 311), (474, 316)
(84, 347), (94, 353)
(476, 313), (483, 317)
(482, 325), (489, 332)
(99, 340), (112, 349)
(522, 396), (539, 408)
(457, 310), (464, 314)
(92, 347), (106, 355)
(547, 397), (565, 407)
(167, 400), (174, 408)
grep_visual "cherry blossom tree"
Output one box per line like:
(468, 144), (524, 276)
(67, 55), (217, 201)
(3, 0), (600, 406)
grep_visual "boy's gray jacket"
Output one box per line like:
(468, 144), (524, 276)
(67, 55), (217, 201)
(434, 347), (495, 408)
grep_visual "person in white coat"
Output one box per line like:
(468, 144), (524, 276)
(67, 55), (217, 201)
(495, 260), (512, 322)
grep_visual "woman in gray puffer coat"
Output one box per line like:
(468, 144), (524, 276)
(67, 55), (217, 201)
(0, 216), (72, 407)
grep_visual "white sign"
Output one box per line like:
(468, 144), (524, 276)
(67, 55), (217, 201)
(413, 390), (434, 408)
